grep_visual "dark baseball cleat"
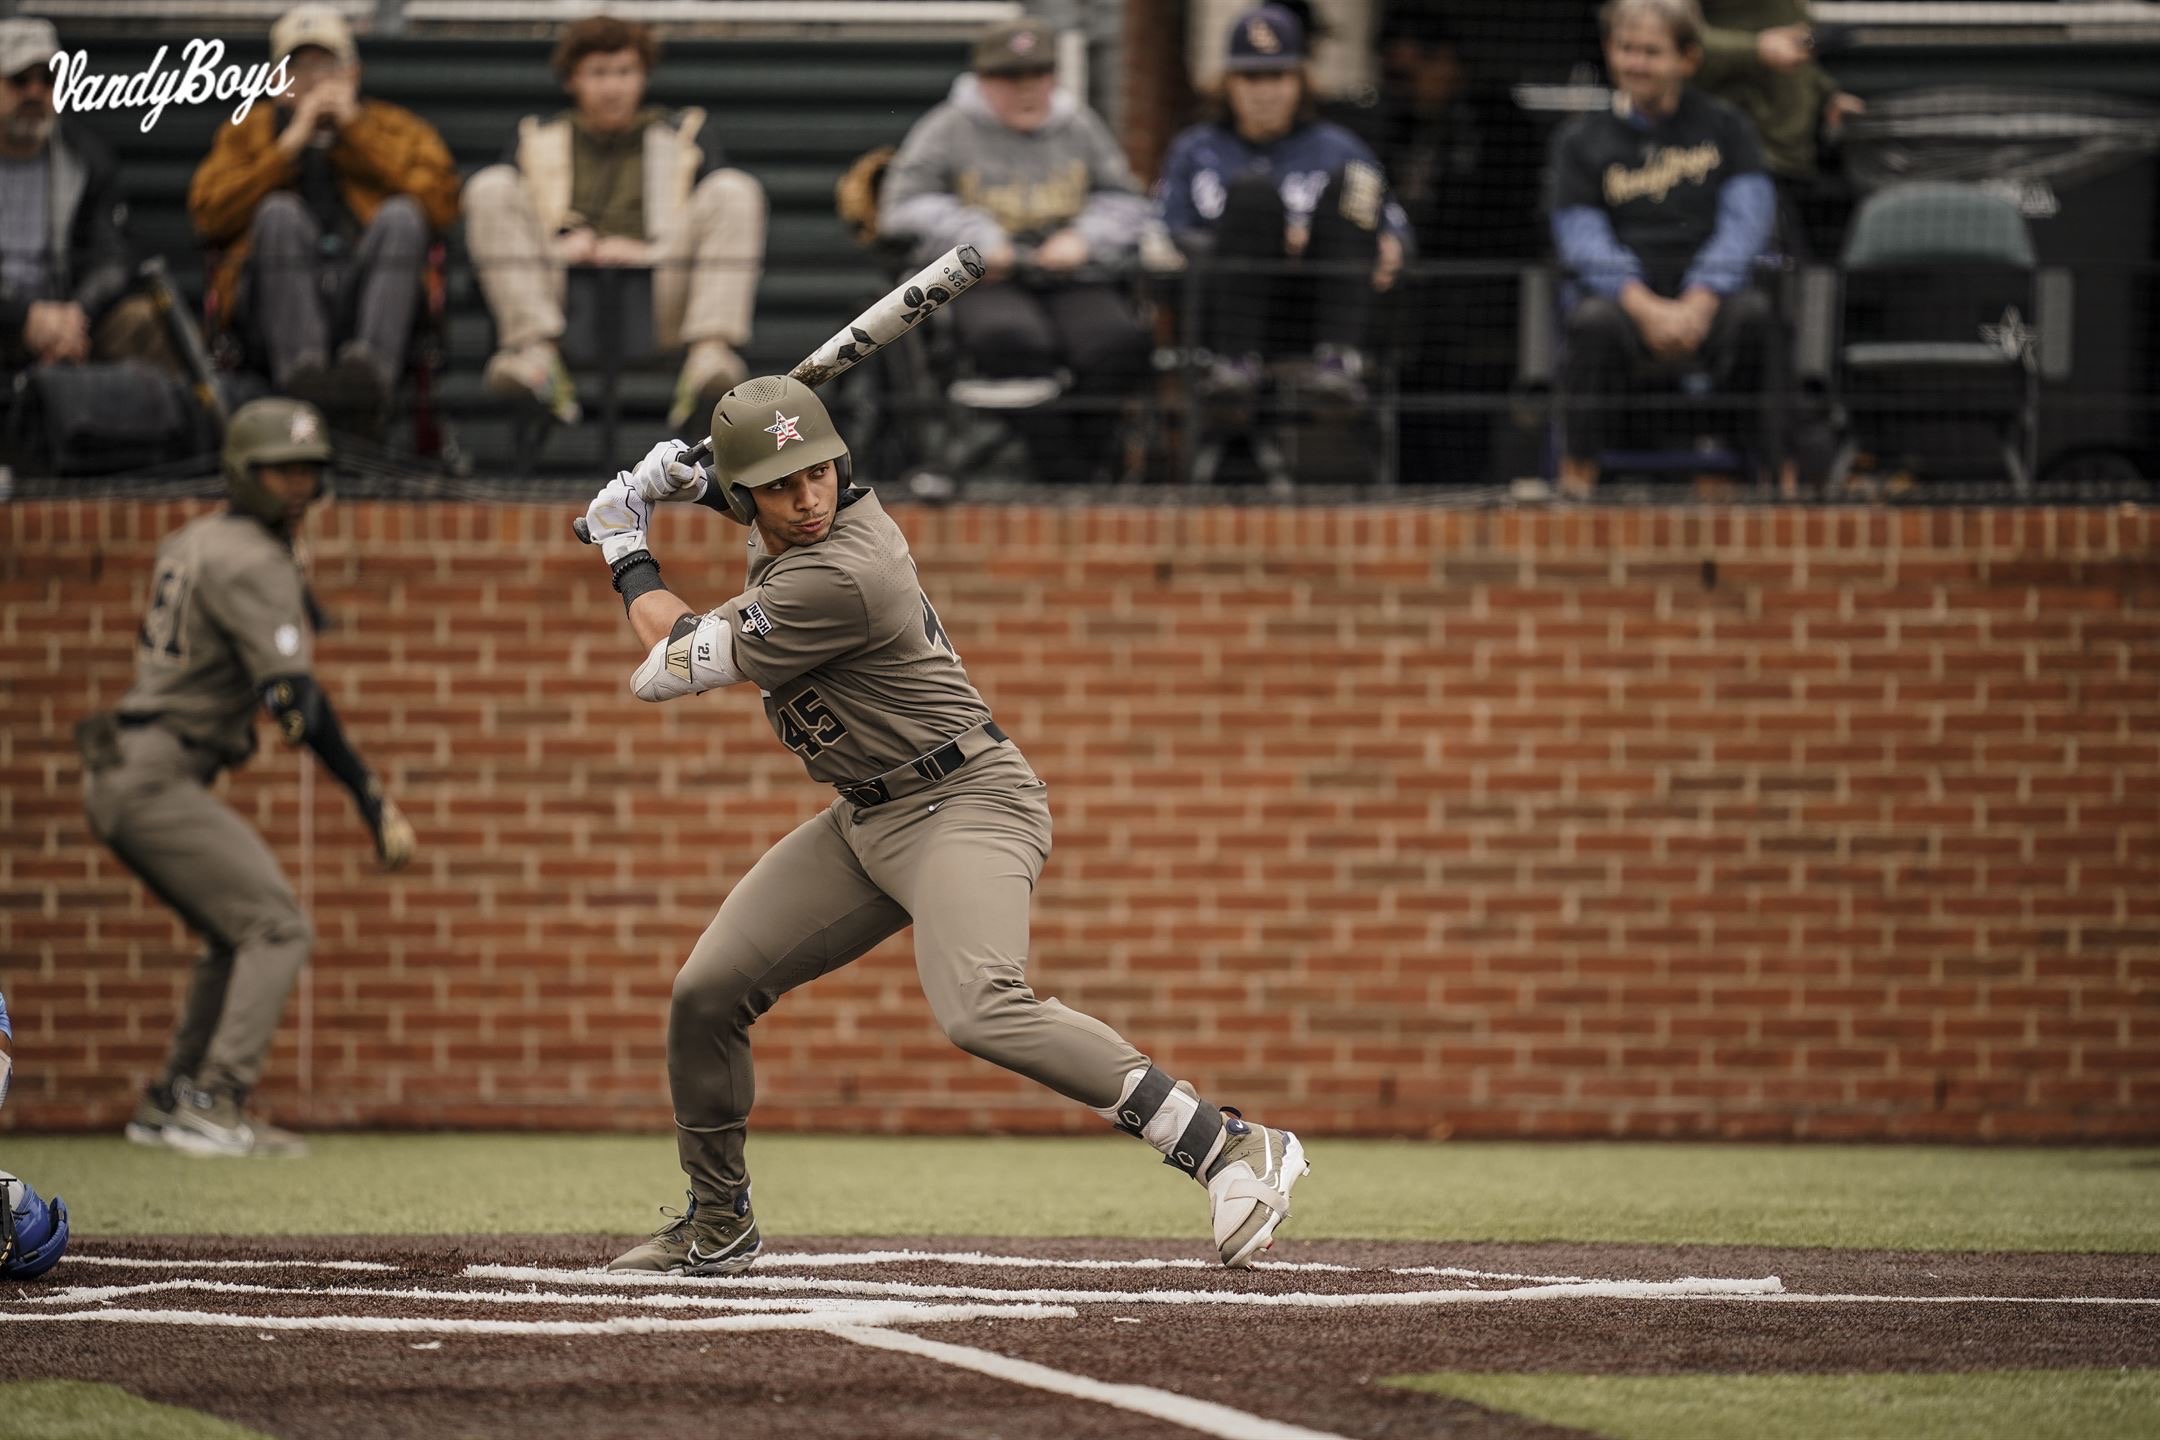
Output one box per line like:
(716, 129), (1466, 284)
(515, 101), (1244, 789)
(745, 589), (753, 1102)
(162, 1081), (307, 1159)
(608, 1187), (763, 1275)
(124, 1082), (175, 1147)
(1205, 1108), (1309, 1268)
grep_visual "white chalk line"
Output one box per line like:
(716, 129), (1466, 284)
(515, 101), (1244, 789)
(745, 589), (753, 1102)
(463, 1265), (1784, 1309)
(61, 1256), (398, 1272)
(63, 1252), (1589, 1286)
(0, 1302), (1076, 1336)
(17, 1278), (1024, 1318)
(741, 1250), (1598, 1285)
(838, 1325), (1349, 1440)
(1701, 1292), (2160, 1307)
(64, 1249), (1596, 1286)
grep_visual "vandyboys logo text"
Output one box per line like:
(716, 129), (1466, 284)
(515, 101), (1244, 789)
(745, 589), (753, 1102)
(48, 42), (292, 134)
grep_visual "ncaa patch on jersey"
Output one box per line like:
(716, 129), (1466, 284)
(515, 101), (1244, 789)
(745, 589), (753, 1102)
(741, 602), (773, 637)
(274, 623), (301, 656)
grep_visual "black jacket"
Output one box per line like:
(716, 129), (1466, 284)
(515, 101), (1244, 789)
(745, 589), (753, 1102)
(1, 120), (133, 370)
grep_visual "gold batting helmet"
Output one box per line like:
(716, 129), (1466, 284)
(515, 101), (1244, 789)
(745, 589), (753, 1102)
(223, 398), (333, 526)
(706, 376), (849, 525)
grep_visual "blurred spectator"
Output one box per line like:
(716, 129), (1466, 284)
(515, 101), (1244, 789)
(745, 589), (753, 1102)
(188, 4), (459, 438)
(1157, 5), (1412, 411)
(1362, 7), (1547, 486)
(879, 18), (1151, 484)
(1546, 0), (1776, 498)
(1, 19), (175, 387)
(1367, 9), (1543, 261)
(465, 15), (768, 432)
(1695, 0), (1865, 258)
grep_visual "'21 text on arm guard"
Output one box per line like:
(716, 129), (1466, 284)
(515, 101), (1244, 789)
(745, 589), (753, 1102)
(632, 611), (745, 702)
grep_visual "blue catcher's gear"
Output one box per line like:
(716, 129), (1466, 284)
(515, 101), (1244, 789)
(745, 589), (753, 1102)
(0, 1169), (70, 1279)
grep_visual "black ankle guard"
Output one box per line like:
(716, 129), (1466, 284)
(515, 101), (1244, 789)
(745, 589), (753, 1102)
(1113, 1064), (1176, 1136)
(1162, 1105), (1226, 1179)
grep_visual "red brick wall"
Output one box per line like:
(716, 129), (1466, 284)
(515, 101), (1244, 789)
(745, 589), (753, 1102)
(3, 501), (2155, 1139)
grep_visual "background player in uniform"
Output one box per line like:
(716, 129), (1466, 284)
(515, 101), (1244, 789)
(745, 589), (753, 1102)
(579, 379), (1309, 1274)
(76, 398), (415, 1158)
(1, 987), (73, 1279)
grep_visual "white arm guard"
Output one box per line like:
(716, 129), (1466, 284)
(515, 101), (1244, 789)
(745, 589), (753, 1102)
(630, 612), (744, 702)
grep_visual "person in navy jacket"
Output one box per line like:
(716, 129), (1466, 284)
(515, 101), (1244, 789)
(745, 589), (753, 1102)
(1545, 0), (1778, 498)
(1156, 5), (1411, 411)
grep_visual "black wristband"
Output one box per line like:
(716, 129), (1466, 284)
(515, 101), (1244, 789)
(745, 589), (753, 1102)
(610, 551), (665, 611)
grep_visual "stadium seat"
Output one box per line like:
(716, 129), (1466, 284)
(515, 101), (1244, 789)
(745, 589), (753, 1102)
(1808, 181), (2073, 492)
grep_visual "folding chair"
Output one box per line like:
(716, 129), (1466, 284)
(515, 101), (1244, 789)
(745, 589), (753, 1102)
(1808, 181), (2072, 492)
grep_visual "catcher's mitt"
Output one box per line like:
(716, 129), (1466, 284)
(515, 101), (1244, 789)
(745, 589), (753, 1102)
(834, 145), (896, 249)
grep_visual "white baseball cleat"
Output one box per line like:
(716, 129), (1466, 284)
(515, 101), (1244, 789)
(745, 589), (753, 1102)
(1205, 1110), (1310, 1268)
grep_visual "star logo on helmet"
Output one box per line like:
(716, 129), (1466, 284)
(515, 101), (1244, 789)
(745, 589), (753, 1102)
(766, 411), (804, 449)
(290, 411), (318, 444)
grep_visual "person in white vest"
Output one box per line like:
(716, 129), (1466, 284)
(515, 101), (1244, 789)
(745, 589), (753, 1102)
(463, 13), (768, 432)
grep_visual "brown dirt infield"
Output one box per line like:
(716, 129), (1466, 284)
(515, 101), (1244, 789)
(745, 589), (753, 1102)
(5, 1235), (2158, 1439)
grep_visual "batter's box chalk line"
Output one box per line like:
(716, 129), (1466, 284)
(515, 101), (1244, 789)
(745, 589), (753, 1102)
(11, 1255), (2160, 1440)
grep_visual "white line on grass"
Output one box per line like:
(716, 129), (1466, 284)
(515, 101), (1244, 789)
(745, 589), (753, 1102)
(463, 1266), (1784, 1309)
(836, 1325), (1350, 1440)
(0, 1302), (1077, 1337)
(62, 1257), (398, 1272)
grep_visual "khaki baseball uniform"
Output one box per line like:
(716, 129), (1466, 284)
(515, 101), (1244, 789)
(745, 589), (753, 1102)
(667, 487), (1149, 1202)
(79, 512), (316, 1095)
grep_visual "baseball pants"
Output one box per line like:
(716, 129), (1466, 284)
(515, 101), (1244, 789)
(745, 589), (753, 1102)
(667, 743), (1148, 1202)
(81, 722), (313, 1095)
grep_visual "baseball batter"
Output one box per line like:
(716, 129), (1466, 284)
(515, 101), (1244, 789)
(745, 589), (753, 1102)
(581, 376), (1309, 1274)
(77, 398), (415, 1158)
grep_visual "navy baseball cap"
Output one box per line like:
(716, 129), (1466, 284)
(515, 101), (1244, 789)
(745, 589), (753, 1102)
(1224, 5), (1306, 72)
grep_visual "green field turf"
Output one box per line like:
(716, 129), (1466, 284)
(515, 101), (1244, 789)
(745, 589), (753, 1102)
(2, 1135), (2155, 1250)
(0, 1383), (272, 1440)
(1387, 1370), (2160, 1440)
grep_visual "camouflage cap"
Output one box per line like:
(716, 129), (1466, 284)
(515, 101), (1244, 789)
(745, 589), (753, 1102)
(223, 398), (332, 525)
(706, 376), (849, 525)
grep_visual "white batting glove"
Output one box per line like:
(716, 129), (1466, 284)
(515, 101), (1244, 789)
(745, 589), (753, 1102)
(584, 476), (655, 567)
(629, 438), (710, 504)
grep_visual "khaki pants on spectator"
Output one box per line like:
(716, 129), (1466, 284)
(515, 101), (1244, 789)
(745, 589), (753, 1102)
(463, 165), (767, 353)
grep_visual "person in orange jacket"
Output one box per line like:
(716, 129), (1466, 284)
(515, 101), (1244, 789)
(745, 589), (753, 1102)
(188, 4), (459, 437)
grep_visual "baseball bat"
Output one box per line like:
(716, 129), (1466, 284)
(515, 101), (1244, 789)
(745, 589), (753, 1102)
(139, 256), (229, 432)
(573, 243), (987, 544)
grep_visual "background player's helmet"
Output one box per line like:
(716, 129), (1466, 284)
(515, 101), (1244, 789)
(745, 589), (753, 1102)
(706, 376), (851, 525)
(223, 399), (334, 526)
(0, 1170), (69, 1280)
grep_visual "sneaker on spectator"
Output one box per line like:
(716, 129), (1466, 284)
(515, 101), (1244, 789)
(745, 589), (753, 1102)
(292, 341), (388, 441)
(1304, 343), (1368, 415)
(485, 342), (582, 426)
(1199, 352), (1263, 403)
(669, 340), (748, 432)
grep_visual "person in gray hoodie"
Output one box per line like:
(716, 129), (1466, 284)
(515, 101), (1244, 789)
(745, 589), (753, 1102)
(879, 18), (1152, 484)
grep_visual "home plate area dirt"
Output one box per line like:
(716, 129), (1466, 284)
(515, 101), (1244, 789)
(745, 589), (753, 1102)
(6, 1236), (2158, 1439)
